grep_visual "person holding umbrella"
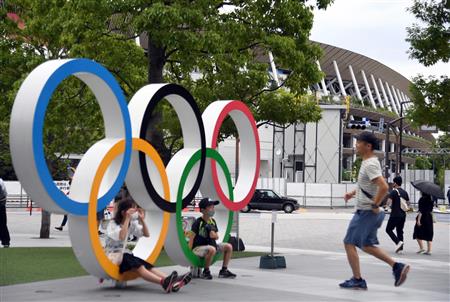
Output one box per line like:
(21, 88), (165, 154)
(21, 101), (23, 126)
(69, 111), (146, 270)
(413, 192), (434, 255)
(411, 180), (443, 255)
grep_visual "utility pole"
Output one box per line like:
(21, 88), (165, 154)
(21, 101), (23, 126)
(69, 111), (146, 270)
(399, 100), (412, 175)
(385, 122), (390, 179)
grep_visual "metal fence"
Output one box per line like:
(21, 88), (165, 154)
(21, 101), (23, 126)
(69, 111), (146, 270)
(257, 170), (446, 208)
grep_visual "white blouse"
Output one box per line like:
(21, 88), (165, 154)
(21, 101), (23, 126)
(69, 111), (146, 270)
(105, 219), (144, 254)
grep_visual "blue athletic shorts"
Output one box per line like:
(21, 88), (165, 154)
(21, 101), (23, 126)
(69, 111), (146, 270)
(343, 210), (385, 249)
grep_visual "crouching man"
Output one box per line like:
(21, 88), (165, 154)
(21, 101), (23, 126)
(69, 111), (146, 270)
(189, 198), (236, 280)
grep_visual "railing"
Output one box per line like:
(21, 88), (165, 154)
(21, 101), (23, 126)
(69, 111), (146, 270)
(257, 173), (444, 209)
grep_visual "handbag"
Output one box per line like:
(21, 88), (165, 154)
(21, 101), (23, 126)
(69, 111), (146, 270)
(394, 189), (410, 212)
(107, 226), (128, 265)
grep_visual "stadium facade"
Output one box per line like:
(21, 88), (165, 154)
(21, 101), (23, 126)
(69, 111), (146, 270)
(213, 42), (435, 184)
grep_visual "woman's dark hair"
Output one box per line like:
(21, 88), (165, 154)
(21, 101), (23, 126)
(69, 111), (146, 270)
(114, 199), (136, 225)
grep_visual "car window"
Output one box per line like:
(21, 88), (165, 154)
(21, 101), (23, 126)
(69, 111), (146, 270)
(266, 191), (279, 198)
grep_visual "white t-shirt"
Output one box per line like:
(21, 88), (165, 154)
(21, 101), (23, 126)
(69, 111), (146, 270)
(105, 219), (144, 254)
(356, 157), (382, 210)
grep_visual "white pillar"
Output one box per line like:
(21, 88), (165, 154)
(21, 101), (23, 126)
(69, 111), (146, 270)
(391, 86), (402, 113)
(348, 65), (363, 102)
(385, 82), (399, 115)
(361, 70), (376, 108)
(401, 91), (411, 109)
(316, 61), (329, 96)
(378, 78), (392, 111)
(370, 74), (384, 108)
(333, 60), (347, 96)
(268, 51), (280, 86)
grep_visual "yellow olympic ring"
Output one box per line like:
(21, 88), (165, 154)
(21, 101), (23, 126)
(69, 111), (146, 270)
(88, 138), (170, 281)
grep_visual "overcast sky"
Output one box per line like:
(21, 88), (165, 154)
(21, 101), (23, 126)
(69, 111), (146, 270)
(310, 0), (449, 81)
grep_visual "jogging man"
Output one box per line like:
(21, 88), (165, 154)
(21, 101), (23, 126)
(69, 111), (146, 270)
(341, 132), (410, 290)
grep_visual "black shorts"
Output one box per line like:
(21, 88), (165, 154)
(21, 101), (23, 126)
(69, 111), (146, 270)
(119, 253), (153, 273)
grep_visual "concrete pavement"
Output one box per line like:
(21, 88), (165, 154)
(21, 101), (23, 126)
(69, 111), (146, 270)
(1, 208), (449, 301)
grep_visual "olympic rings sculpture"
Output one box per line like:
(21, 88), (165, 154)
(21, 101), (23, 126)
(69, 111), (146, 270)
(9, 59), (260, 281)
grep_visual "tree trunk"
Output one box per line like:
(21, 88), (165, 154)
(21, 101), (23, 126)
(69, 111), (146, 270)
(40, 210), (51, 238)
(148, 37), (165, 84)
(146, 36), (171, 164)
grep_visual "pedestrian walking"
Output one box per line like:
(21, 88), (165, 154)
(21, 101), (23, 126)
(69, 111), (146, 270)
(413, 192), (434, 255)
(341, 132), (410, 290)
(385, 176), (410, 253)
(0, 178), (11, 248)
(55, 215), (68, 231)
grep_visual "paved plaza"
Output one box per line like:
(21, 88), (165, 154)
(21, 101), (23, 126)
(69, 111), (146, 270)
(1, 208), (449, 301)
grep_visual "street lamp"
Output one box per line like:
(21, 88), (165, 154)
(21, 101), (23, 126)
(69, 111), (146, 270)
(399, 100), (413, 175)
(384, 116), (405, 179)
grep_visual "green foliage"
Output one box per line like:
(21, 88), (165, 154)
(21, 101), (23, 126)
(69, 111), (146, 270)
(352, 157), (362, 182)
(0, 0), (147, 178)
(408, 75), (450, 131)
(406, 0), (450, 132)
(121, 0), (332, 137)
(413, 156), (433, 170)
(432, 132), (450, 188)
(406, 0), (450, 66)
(1, 0), (333, 177)
(256, 91), (322, 127)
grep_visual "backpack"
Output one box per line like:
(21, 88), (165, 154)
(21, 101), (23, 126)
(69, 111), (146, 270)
(394, 188), (410, 212)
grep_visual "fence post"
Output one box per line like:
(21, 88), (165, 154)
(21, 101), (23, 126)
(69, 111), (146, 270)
(330, 183), (333, 209)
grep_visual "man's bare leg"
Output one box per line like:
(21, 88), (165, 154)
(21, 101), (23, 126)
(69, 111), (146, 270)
(344, 243), (361, 279)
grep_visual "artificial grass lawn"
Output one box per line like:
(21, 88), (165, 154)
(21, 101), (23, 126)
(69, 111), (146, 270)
(0, 247), (265, 286)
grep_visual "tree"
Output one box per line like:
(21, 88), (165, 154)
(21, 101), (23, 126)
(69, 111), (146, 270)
(431, 133), (450, 187)
(1, 0), (333, 235)
(408, 75), (450, 131)
(406, 0), (450, 131)
(413, 156), (433, 170)
(1, 0), (147, 237)
(1, 1), (147, 178)
(103, 0), (333, 161)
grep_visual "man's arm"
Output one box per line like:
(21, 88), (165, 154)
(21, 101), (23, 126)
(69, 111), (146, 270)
(372, 176), (389, 207)
(209, 230), (219, 240)
(344, 190), (356, 202)
(188, 233), (195, 249)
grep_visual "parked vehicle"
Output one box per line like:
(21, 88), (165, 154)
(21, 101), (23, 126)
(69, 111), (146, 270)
(241, 189), (300, 213)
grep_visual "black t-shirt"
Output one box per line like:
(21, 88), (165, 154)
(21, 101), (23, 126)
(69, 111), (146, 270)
(191, 217), (218, 249)
(389, 188), (409, 217)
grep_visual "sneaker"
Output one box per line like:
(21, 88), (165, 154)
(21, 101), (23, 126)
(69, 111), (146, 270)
(172, 272), (192, 292)
(218, 269), (237, 279)
(395, 241), (404, 253)
(416, 249), (425, 254)
(3, 245), (10, 248)
(201, 269), (213, 280)
(339, 277), (368, 290)
(55, 226), (63, 231)
(423, 251), (432, 255)
(393, 263), (410, 287)
(162, 271), (178, 293)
